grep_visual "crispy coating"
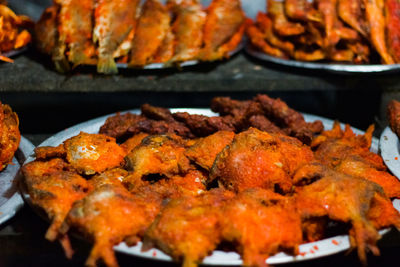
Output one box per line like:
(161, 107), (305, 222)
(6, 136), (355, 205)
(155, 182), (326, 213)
(268, 0), (305, 36)
(185, 131), (234, 171)
(386, 0), (400, 63)
(124, 135), (192, 188)
(337, 0), (368, 37)
(66, 184), (162, 267)
(143, 189), (235, 267)
(285, 0), (321, 21)
(21, 158), (92, 242)
(99, 112), (145, 140)
(120, 132), (149, 154)
(387, 99), (400, 138)
(35, 5), (59, 55)
(221, 188), (302, 267)
(89, 168), (128, 188)
(210, 128), (314, 193)
(0, 103), (20, 171)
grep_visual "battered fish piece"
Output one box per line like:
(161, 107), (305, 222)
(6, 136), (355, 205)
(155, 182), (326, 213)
(129, 0), (171, 66)
(210, 128), (314, 193)
(268, 0), (305, 36)
(93, 0), (140, 74)
(221, 188), (302, 267)
(285, 0), (321, 22)
(338, 0), (368, 37)
(168, 0), (206, 62)
(185, 131), (235, 171)
(0, 103), (20, 171)
(120, 132), (149, 154)
(386, 0), (400, 63)
(199, 0), (245, 61)
(34, 5), (59, 55)
(35, 132), (125, 175)
(143, 189), (235, 267)
(89, 168), (128, 188)
(387, 99), (400, 137)
(124, 135), (192, 188)
(21, 158), (92, 244)
(65, 184), (162, 267)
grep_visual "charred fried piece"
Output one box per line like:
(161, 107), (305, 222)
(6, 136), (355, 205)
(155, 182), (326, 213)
(143, 189), (235, 267)
(0, 103), (20, 171)
(199, 0), (245, 61)
(129, 119), (195, 139)
(210, 128), (314, 193)
(129, 0), (171, 66)
(35, 5), (59, 55)
(267, 0), (305, 36)
(256, 94), (324, 144)
(21, 158), (92, 247)
(53, 0), (96, 71)
(65, 184), (162, 267)
(364, 0), (394, 64)
(387, 99), (400, 137)
(124, 135), (192, 188)
(221, 188), (302, 267)
(338, 0), (368, 37)
(386, 0), (400, 63)
(295, 170), (399, 264)
(99, 112), (146, 140)
(168, 0), (206, 62)
(185, 131), (235, 171)
(93, 0), (140, 74)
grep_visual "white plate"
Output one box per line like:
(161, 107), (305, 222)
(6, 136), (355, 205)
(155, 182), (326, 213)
(22, 109), (396, 265)
(380, 127), (400, 179)
(0, 136), (35, 225)
(246, 44), (400, 74)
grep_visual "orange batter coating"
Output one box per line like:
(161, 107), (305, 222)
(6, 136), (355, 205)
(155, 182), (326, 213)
(221, 188), (302, 267)
(0, 103), (20, 171)
(143, 188), (235, 267)
(120, 132), (149, 154)
(211, 128), (314, 193)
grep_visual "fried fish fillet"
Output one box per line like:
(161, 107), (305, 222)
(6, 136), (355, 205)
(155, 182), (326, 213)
(0, 103), (20, 171)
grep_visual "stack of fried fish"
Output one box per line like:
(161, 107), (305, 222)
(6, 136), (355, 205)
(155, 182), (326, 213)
(246, 0), (400, 64)
(34, 0), (245, 74)
(22, 94), (400, 267)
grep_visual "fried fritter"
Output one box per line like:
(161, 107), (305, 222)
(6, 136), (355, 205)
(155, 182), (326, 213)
(120, 132), (149, 154)
(268, 0), (305, 36)
(35, 5), (59, 55)
(387, 99), (400, 138)
(221, 188), (302, 267)
(0, 103), (20, 171)
(210, 128), (314, 193)
(143, 188), (235, 267)
(386, 0), (400, 63)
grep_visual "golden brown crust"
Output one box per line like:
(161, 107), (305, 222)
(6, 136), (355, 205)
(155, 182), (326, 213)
(0, 103), (20, 171)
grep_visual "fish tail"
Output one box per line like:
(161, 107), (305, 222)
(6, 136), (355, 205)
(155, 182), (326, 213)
(69, 47), (90, 67)
(97, 55), (118, 74)
(52, 42), (70, 73)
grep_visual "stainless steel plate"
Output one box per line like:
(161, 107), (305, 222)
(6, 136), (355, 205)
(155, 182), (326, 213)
(1, 47), (28, 59)
(380, 126), (400, 179)
(246, 44), (400, 74)
(20, 108), (396, 265)
(0, 136), (35, 225)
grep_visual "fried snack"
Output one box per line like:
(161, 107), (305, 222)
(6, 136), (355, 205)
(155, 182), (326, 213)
(0, 103), (20, 171)
(221, 188), (302, 267)
(210, 128), (314, 193)
(93, 0), (140, 74)
(120, 132), (149, 154)
(337, 0), (368, 37)
(386, 0), (400, 63)
(387, 99), (400, 137)
(0, 4), (32, 62)
(129, 0), (171, 66)
(143, 189), (235, 267)
(199, 0), (245, 61)
(21, 158), (92, 247)
(99, 112), (145, 140)
(284, 0), (321, 22)
(295, 170), (399, 265)
(34, 6), (59, 56)
(268, 0), (305, 36)
(65, 184), (162, 267)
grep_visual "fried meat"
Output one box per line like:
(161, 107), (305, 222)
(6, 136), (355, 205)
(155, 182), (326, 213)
(0, 103), (20, 171)
(387, 99), (400, 138)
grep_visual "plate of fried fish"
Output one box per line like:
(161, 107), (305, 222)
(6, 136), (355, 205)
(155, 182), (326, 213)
(245, 0), (400, 73)
(34, 0), (246, 74)
(20, 94), (400, 267)
(0, 103), (34, 225)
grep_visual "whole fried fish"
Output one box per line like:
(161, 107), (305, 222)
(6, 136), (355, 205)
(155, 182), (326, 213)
(53, 0), (96, 72)
(94, 0), (140, 74)
(34, 5), (59, 56)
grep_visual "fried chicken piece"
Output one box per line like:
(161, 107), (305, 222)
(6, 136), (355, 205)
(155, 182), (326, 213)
(65, 184), (162, 267)
(387, 99), (400, 137)
(129, 0), (171, 66)
(255, 94), (324, 144)
(93, 0), (140, 74)
(124, 135), (192, 188)
(338, 0), (368, 37)
(221, 188), (302, 267)
(143, 189), (235, 267)
(386, 0), (400, 63)
(168, 0), (206, 62)
(21, 158), (92, 246)
(35, 132), (125, 176)
(199, 0), (245, 61)
(0, 103), (20, 171)
(210, 128), (314, 193)
(185, 131), (234, 171)
(53, 0), (96, 71)
(99, 112), (145, 140)
(34, 5), (59, 55)
(364, 0), (394, 64)
(267, 0), (305, 36)
(285, 0), (321, 22)
(295, 170), (399, 264)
